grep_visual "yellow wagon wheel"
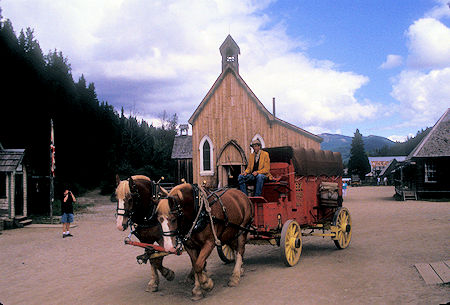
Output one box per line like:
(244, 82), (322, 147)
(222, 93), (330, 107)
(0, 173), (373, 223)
(332, 207), (352, 249)
(217, 244), (235, 264)
(280, 219), (302, 267)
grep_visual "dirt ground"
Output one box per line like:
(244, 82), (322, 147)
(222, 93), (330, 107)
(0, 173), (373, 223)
(0, 186), (449, 305)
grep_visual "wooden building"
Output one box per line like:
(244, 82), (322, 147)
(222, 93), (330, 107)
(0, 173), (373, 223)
(368, 156), (406, 178)
(171, 124), (193, 184)
(0, 143), (29, 229)
(394, 108), (450, 200)
(188, 35), (322, 187)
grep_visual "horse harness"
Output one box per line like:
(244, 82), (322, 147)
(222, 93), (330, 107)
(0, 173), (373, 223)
(163, 184), (254, 250)
(116, 178), (162, 231)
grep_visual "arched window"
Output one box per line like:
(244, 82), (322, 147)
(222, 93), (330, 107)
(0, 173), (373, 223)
(199, 135), (214, 176)
(203, 141), (211, 171)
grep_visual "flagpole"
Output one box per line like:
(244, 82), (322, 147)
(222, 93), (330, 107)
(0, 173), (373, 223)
(50, 119), (55, 224)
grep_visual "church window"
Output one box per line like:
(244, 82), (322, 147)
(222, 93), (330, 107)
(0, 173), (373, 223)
(199, 136), (214, 176)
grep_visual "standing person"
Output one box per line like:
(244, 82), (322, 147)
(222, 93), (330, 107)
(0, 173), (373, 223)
(238, 139), (273, 197)
(342, 181), (348, 197)
(62, 189), (76, 238)
(383, 177), (388, 186)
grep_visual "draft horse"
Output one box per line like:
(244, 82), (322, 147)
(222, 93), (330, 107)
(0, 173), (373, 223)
(156, 183), (253, 300)
(115, 175), (175, 292)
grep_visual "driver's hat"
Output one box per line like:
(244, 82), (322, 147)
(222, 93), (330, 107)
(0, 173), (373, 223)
(250, 139), (261, 148)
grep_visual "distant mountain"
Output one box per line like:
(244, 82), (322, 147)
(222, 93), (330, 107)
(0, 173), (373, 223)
(319, 133), (395, 162)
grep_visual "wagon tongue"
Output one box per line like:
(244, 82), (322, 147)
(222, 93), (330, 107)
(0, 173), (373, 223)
(124, 239), (179, 255)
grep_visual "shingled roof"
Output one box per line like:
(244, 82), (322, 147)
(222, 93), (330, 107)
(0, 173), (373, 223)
(408, 108), (450, 158)
(171, 135), (192, 159)
(0, 148), (25, 172)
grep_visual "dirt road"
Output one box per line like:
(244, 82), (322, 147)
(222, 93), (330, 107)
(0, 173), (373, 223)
(0, 186), (448, 305)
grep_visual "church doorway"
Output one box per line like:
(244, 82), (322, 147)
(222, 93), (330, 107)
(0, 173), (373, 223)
(217, 140), (247, 188)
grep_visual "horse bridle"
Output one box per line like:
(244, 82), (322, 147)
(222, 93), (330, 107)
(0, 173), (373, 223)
(161, 185), (228, 249)
(117, 178), (162, 226)
(116, 178), (140, 218)
(161, 195), (184, 238)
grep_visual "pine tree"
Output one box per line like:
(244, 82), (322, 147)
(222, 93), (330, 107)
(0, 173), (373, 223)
(348, 129), (371, 180)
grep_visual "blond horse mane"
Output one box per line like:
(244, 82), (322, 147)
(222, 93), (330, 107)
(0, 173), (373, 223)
(115, 175), (151, 200)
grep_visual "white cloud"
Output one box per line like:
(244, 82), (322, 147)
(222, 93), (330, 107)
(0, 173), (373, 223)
(244, 54), (376, 130)
(425, 0), (450, 20)
(2, 0), (376, 132)
(387, 4), (450, 135)
(380, 54), (403, 69)
(391, 68), (450, 126)
(406, 18), (450, 69)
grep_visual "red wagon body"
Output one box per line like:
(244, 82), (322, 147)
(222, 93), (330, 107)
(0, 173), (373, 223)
(218, 146), (352, 266)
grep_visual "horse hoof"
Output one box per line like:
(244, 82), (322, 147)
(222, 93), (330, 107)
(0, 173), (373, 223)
(165, 270), (175, 281)
(191, 294), (204, 301)
(191, 289), (203, 301)
(227, 278), (239, 287)
(201, 278), (214, 292)
(146, 285), (158, 292)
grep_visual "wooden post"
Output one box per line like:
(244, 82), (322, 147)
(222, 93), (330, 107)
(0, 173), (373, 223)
(49, 119), (55, 224)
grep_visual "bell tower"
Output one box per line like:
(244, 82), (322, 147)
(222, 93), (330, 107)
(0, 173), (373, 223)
(219, 35), (240, 74)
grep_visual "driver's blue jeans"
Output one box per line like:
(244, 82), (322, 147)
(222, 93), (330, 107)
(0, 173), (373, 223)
(238, 173), (266, 196)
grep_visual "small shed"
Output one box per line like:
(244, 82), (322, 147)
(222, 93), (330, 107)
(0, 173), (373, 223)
(0, 143), (29, 228)
(394, 108), (450, 200)
(171, 124), (193, 183)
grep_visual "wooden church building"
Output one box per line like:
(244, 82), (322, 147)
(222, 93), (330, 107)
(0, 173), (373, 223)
(187, 35), (322, 187)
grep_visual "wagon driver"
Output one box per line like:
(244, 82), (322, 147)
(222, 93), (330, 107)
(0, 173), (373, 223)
(238, 139), (273, 197)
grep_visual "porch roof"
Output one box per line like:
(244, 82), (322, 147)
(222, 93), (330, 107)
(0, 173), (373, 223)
(0, 149), (25, 172)
(171, 135), (192, 159)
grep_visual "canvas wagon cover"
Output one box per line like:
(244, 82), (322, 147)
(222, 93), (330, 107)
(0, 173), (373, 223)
(265, 146), (343, 176)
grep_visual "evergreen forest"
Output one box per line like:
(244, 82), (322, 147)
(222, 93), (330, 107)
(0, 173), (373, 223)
(0, 13), (178, 213)
(371, 128), (431, 156)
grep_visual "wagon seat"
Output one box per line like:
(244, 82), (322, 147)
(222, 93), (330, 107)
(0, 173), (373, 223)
(260, 146), (343, 204)
(260, 146), (296, 203)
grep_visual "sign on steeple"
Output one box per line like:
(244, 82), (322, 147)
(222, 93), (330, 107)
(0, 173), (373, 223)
(219, 35), (240, 73)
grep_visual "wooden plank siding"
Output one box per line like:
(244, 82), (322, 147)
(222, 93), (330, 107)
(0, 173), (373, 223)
(402, 158), (450, 196)
(191, 72), (321, 187)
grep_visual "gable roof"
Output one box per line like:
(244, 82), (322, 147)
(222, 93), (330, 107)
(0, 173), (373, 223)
(219, 35), (240, 56)
(408, 108), (450, 158)
(379, 159), (398, 177)
(188, 66), (322, 143)
(0, 148), (25, 172)
(368, 156), (407, 163)
(171, 135), (192, 159)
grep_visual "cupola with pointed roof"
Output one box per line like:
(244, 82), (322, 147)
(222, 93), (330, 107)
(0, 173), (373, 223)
(219, 35), (240, 73)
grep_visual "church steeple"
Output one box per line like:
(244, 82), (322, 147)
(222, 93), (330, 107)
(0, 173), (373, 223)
(219, 35), (240, 74)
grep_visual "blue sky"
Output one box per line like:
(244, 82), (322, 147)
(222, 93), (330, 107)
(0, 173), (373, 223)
(1, 0), (449, 141)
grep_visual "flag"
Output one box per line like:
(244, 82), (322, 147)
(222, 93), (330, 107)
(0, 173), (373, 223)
(50, 119), (55, 177)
